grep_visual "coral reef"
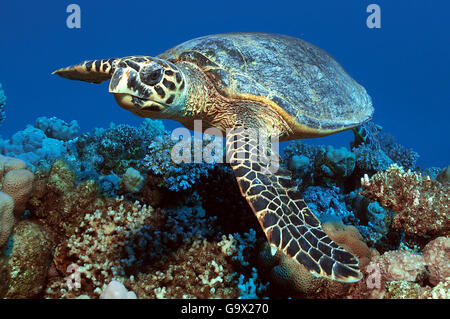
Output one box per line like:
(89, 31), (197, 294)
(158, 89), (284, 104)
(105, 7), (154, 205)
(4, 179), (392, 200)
(0, 220), (53, 298)
(378, 133), (419, 171)
(35, 116), (80, 141)
(0, 114), (447, 300)
(437, 165), (450, 184)
(361, 164), (450, 237)
(422, 236), (450, 285)
(349, 237), (450, 299)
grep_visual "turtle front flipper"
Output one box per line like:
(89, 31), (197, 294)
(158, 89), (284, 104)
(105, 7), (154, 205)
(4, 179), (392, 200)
(226, 127), (362, 283)
(53, 58), (119, 84)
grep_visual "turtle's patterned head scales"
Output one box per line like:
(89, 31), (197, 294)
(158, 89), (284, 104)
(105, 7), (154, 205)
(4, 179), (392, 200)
(109, 56), (186, 118)
(54, 56), (187, 118)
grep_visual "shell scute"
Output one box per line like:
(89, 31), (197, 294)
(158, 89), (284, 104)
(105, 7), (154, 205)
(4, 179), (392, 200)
(159, 33), (373, 131)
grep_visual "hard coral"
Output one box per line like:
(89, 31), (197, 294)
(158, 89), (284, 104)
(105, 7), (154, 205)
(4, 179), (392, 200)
(2, 169), (34, 217)
(100, 280), (137, 299)
(35, 116), (80, 141)
(361, 164), (450, 237)
(0, 192), (14, 248)
(48, 197), (154, 298)
(0, 155), (34, 248)
(349, 238), (449, 299)
(370, 250), (426, 282)
(3, 220), (53, 298)
(0, 124), (67, 170)
(422, 236), (450, 285)
(378, 133), (419, 171)
(120, 167), (145, 193)
(29, 159), (100, 239)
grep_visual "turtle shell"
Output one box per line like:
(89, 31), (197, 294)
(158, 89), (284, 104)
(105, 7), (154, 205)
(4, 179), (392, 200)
(158, 32), (373, 132)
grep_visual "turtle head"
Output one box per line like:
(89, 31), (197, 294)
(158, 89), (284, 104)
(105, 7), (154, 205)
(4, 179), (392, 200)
(53, 56), (187, 119)
(109, 56), (186, 118)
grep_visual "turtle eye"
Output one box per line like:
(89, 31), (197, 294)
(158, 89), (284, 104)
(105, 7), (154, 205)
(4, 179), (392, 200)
(140, 67), (163, 86)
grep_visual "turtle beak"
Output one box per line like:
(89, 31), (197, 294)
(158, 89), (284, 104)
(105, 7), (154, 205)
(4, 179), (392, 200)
(53, 58), (118, 84)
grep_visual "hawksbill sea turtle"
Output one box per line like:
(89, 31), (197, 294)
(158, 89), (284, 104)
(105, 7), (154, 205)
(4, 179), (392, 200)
(54, 32), (373, 283)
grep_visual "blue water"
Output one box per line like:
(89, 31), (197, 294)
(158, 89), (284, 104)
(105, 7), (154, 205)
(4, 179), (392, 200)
(0, 0), (448, 168)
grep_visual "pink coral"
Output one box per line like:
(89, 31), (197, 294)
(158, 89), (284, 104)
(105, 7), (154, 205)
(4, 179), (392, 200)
(369, 250), (426, 282)
(361, 164), (450, 237)
(422, 236), (450, 285)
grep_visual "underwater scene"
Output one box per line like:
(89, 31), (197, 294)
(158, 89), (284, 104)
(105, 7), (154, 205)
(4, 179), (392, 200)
(0, 0), (449, 302)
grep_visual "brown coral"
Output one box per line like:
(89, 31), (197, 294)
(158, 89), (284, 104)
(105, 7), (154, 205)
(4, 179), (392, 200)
(3, 220), (53, 298)
(29, 159), (101, 240)
(361, 164), (450, 237)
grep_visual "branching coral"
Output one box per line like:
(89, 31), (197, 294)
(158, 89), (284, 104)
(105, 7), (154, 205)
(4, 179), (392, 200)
(49, 197), (154, 297)
(361, 164), (450, 237)
(42, 184), (266, 299)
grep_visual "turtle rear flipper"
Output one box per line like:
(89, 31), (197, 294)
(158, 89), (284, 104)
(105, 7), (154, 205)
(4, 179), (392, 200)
(226, 127), (362, 283)
(53, 58), (118, 84)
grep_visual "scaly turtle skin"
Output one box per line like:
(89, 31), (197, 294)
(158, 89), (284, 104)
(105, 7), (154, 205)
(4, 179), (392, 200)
(54, 32), (374, 283)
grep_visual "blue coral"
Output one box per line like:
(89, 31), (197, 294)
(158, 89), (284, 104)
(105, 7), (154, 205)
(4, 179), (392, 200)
(353, 143), (394, 173)
(378, 133), (419, 170)
(303, 185), (356, 223)
(0, 124), (67, 170)
(35, 116), (80, 141)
